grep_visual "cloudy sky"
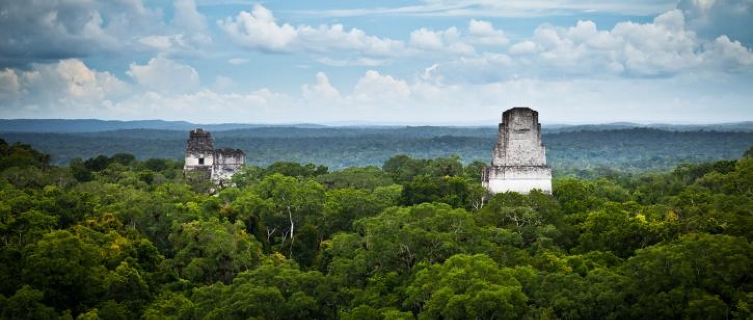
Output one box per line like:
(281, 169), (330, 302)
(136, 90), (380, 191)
(0, 0), (751, 124)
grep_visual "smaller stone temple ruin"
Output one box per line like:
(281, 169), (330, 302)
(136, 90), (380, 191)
(483, 107), (552, 194)
(183, 128), (245, 185)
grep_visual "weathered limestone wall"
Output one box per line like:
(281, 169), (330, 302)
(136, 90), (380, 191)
(483, 166), (552, 194)
(185, 153), (215, 167)
(184, 128), (215, 171)
(213, 148), (245, 181)
(183, 128), (245, 185)
(492, 108), (547, 167)
(484, 107), (552, 194)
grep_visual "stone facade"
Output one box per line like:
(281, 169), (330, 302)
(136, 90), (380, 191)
(184, 128), (245, 184)
(483, 107), (552, 194)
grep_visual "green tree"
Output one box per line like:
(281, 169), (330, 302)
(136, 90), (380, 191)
(0, 285), (58, 320)
(254, 174), (325, 254)
(21, 230), (108, 315)
(190, 257), (334, 319)
(168, 218), (262, 284)
(621, 233), (752, 319)
(0, 139), (50, 171)
(404, 254), (528, 319)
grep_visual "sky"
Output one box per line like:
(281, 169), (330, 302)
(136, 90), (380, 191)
(0, 0), (751, 125)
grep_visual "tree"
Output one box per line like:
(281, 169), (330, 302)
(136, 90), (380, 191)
(0, 139), (50, 171)
(316, 166), (394, 190)
(189, 257), (335, 319)
(253, 174), (325, 254)
(21, 230), (108, 315)
(0, 285), (58, 320)
(575, 202), (658, 258)
(168, 218), (262, 284)
(404, 254), (528, 319)
(70, 157), (94, 182)
(265, 161), (328, 178)
(322, 188), (383, 236)
(382, 154), (426, 183)
(621, 233), (752, 319)
(84, 154), (111, 172)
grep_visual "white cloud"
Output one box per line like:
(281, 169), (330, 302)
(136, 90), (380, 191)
(172, 0), (212, 47)
(509, 41), (538, 55)
(467, 20), (509, 46)
(0, 59), (129, 119)
(410, 28), (445, 50)
(1, 55), (750, 124)
(702, 35), (753, 68)
(302, 72), (341, 101)
(127, 56), (201, 94)
(353, 70), (411, 104)
(0, 69), (21, 99)
(1, 2), (751, 125)
(219, 4), (497, 59)
(407, 27), (476, 56)
(0, 0), (219, 67)
(0, 0), (164, 66)
(217, 4), (406, 57)
(217, 4), (298, 52)
(498, 9), (753, 78)
(173, 0), (208, 32)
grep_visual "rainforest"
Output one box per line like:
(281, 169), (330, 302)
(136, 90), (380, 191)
(0, 132), (752, 319)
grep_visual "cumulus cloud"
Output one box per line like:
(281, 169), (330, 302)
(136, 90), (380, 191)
(218, 4), (516, 60)
(353, 70), (412, 104)
(302, 72), (341, 101)
(0, 58), (301, 123)
(0, 0), (216, 67)
(127, 56), (201, 94)
(408, 27), (476, 56)
(0, 59), (129, 119)
(702, 35), (753, 69)
(0, 0), (163, 67)
(0, 69), (21, 98)
(409, 28), (445, 51)
(171, 0), (212, 47)
(499, 9), (753, 78)
(217, 4), (298, 52)
(467, 20), (509, 46)
(218, 4), (405, 57)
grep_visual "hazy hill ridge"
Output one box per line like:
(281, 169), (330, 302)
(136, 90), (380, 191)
(2, 120), (752, 176)
(2, 119), (753, 133)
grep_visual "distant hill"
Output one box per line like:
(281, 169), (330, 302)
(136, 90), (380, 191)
(1, 119), (752, 133)
(0, 119), (323, 133)
(2, 125), (752, 176)
(543, 122), (753, 133)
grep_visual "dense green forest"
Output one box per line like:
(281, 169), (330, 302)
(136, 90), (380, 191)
(2, 126), (752, 178)
(1, 137), (752, 319)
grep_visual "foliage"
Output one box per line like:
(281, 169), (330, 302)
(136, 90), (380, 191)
(0, 143), (752, 319)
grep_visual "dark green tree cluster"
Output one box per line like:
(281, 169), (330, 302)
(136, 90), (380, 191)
(1, 143), (752, 319)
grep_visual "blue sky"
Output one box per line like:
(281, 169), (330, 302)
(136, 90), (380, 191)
(0, 0), (751, 124)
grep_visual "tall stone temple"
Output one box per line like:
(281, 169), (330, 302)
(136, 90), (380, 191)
(183, 128), (245, 185)
(482, 107), (552, 194)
